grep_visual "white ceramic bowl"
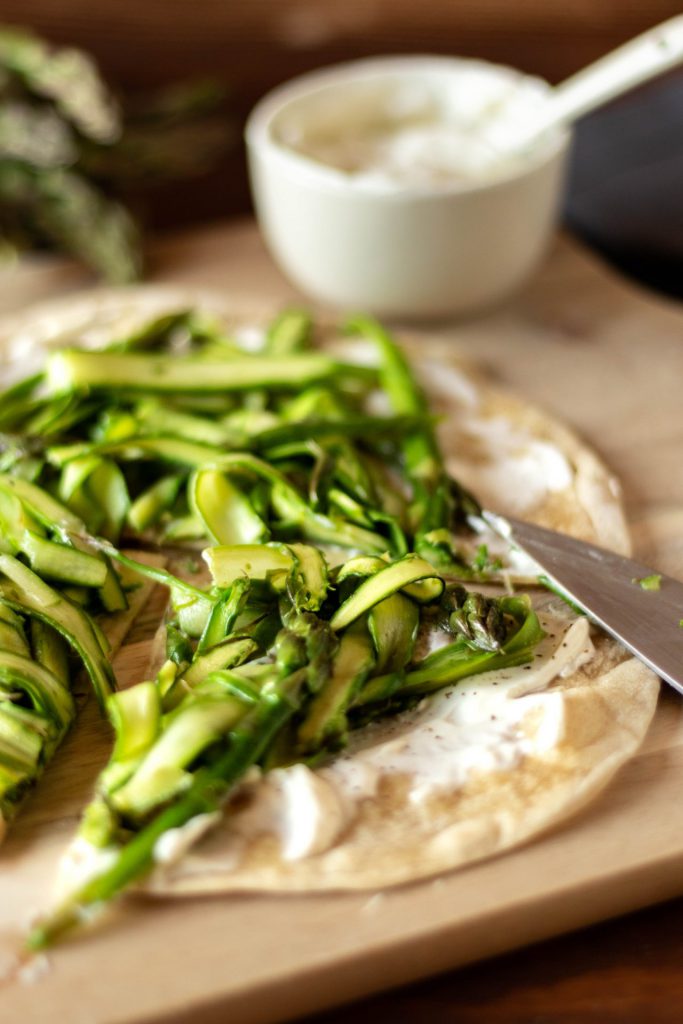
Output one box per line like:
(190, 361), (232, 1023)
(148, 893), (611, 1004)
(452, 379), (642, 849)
(246, 56), (571, 319)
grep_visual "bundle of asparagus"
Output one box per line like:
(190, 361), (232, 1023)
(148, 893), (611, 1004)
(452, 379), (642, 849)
(0, 26), (232, 279)
(0, 307), (545, 946)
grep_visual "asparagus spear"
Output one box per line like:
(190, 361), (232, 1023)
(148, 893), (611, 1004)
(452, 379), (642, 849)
(368, 593), (420, 674)
(354, 596), (544, 708)
(0, 555), (115, 710)
(442, 584), (509, 652)
(265, 309), (312, 355)
(346, 315), (480, 563)
(330, 554), (444, 632)
(253, 412), (430, 452)
(46, 349), (374, 394)
(127, 474), (183, 532)
(296, 617), (375, 753)
(189, 467), (269, 546)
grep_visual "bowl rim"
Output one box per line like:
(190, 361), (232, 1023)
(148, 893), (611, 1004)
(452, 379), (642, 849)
(245, 54), (572, 201)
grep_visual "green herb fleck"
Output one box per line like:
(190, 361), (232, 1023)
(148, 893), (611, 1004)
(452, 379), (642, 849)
(472, 543), (502, 574)
(633, 574), (661, 591)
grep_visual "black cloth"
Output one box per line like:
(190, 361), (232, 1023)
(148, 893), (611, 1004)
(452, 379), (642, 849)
(565, 73), (683, 300)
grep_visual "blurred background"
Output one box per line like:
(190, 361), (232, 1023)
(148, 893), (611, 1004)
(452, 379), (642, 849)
(2, 0), (682, 297)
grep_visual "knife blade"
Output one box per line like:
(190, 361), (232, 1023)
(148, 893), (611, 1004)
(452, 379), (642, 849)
(482, 511), (683, 697)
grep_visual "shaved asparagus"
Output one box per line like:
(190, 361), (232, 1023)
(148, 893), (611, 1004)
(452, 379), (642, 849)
(297, 617), (375, 753)
(46, 349), (373, 393)
(354, 597), (543, 708)
(346, 315), (480, 563)
(26, 545), (542, 946)
(0, 305), (547, 950)
(265, 309), (312, 355)
(368, 593), (420, 674)
(330, 555), (443, 632)
(0, 555), (115, 709)
(28, 669), (306, 950)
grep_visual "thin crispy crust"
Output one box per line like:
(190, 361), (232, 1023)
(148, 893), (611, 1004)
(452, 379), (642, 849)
(0, 287), (659, 891)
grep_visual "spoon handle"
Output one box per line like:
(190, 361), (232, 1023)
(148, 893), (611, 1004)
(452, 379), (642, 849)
(547, 15), (683, 129)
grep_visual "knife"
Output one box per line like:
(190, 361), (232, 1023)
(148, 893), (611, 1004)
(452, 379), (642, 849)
(482, 511), (683, 696)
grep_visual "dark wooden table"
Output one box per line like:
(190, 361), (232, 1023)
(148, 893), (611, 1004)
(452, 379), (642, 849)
(306, 897), (683, 1023)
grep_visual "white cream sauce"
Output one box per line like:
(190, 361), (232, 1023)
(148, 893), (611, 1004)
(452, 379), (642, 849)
(415, 361), (575, 519)
(153, 811), (222, 866)
(233, 324), (266, 353)
(224, 764), (349, 862)
(447, 415), (574, 516)
(292, 122), (513, 188)
(274, 75), (550, 189)
(55, 836), (120, 902)
(175, 612), (594, 866)
(419, 360), (481, 412)
(320, 615), (591, 806)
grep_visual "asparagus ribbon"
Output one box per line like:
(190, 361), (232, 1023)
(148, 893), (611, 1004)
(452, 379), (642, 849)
(0, 307), (546, 948)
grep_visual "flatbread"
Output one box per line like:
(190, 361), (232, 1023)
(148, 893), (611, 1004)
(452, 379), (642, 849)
(149, 622), (656, 892)
(0, 287), (659, 893)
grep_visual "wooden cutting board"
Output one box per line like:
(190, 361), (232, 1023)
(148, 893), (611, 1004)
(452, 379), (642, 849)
(1, 220), (683, 1024)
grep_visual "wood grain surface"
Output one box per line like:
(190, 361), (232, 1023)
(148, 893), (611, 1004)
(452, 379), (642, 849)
(0, 220), (682, 1024)
(8, 1), (682, 91)
(306, 855), (683, 1024)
